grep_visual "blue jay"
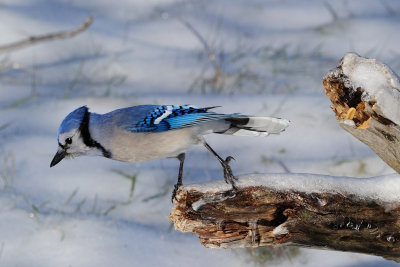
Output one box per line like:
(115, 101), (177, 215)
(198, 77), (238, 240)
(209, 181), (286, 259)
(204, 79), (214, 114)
(50, 105), (289, 199)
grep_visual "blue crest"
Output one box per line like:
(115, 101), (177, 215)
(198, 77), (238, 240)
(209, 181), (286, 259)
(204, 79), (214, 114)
(58, 106), (88, 137)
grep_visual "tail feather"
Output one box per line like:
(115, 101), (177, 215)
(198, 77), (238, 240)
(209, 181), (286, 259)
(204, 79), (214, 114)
(221, 116), (290, 136)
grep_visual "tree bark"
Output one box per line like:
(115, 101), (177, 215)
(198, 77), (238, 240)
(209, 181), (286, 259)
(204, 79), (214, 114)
(169, 176), (400, 262)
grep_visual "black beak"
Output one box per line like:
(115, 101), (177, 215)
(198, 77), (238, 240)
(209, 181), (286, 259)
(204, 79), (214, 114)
(50, 148), (67, 167)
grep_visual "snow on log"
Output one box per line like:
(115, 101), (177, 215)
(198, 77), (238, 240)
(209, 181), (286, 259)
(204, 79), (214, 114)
(169, 174), (400, 261)
(323, 53), (400, 173)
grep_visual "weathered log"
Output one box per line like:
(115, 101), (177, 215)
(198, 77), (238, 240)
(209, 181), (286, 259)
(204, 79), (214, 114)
(323, 53), (400, 173)
(169, 174), (400, 261)
(170, 54), (400, 261)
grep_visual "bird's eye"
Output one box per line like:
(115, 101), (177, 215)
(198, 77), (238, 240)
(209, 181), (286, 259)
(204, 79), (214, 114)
(65, 137), (72, 145)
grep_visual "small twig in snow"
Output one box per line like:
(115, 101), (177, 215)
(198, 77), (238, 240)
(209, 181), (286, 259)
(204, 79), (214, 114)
(380, 0), (397, 16)
(177, 17), (225, 88)
(177, 18), (220, 73)
(0, 16), (93, 53)
(323, 1), (339, 21)
(0, 122), (12, 132)
(261, 155), (291, 173)
(64, 187), (79, 205)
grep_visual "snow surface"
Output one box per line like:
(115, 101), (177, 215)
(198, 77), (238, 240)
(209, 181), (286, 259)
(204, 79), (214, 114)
(1, 0), (400, 266)
(341, 53), (400, 125)
(187, 173), (400, 209)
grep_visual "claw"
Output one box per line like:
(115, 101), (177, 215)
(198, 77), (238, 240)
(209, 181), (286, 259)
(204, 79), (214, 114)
(202, 143), (238, 192)
(223, 172), (229, 183)
(225, 156), (235, 163)
(171, 183), (180, 202)
(231, 181), (238, 190)
(221, 158), (237, 189)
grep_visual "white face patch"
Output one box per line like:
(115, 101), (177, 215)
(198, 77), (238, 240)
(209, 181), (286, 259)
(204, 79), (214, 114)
(58, 130), (78, 146)
(58, 130), (92, 156)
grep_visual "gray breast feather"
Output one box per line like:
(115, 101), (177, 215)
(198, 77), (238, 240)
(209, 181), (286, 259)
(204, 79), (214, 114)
(108, 127), (200, 162)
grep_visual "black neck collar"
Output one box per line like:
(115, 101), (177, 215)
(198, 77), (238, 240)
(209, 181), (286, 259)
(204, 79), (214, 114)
(79, 108), (111, 158)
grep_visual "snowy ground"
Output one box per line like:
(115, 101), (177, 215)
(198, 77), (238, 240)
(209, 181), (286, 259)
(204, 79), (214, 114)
(1, 0), (400, 266)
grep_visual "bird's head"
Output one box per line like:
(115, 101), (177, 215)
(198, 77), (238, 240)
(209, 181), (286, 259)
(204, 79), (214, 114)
(50, 106), (92, 167)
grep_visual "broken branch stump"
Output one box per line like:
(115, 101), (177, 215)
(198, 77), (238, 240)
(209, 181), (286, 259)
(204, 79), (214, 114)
(169, 174), (400, 262)
(323, 53), (400, 173)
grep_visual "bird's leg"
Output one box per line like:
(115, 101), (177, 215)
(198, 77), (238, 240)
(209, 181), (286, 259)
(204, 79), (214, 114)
(203, 142), (238, 190)
(171, 153), (186, 202)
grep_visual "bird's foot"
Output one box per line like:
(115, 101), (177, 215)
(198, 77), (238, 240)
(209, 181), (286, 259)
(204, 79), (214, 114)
(171, 183), (181, 202)
(222, 156), (238, 190)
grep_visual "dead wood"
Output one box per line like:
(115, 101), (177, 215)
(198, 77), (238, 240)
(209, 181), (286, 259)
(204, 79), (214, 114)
(169, 178), (400, 262)
(323, 53), (400, 173)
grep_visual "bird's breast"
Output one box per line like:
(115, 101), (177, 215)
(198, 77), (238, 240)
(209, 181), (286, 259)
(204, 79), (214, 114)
(108, 127), (199, 162)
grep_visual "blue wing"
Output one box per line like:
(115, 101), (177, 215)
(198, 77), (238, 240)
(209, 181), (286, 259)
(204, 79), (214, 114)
(120, 105), (234, 133)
